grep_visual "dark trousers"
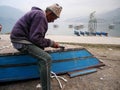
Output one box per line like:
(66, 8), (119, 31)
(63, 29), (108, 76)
(19, 44), (51, 90)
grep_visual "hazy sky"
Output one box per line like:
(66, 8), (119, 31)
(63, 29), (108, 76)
(0, 0), (120, 20)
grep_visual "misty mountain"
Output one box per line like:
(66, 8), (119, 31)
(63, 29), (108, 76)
(0, 6), (24, 33)
(65, 8), (120, 23)
(99, 8), (120, 19)
(98, 8), (120, 23)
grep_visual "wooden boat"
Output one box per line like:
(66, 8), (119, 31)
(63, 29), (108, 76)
(0, 45), (105, 82)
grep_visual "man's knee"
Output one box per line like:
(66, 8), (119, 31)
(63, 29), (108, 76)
(38, 53), (51, 65)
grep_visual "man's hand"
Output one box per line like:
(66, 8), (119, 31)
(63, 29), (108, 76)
(53, 42), (59, 48)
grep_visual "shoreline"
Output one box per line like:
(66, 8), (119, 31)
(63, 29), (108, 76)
(0, 34), (120, 45)
(46, 35), (120, 45)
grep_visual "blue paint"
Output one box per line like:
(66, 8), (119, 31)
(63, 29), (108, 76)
(50, 49), (92, 61)
(0, 49), (91, 65)
(0, 49), (103, 82)
(0, 65), (39, 82)
(0, 55), (37, 65)
(69, 68), (97, 77)
(51, 57), (99, 74)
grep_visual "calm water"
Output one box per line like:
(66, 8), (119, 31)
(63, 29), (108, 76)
(47, 22), (120, 37)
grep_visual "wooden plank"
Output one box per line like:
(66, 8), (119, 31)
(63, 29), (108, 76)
(51, 57), (102, 74)
(0, 65), (39, 82)
(68, 68), (97, 77)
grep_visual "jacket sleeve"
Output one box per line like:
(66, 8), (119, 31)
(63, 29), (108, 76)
(29, 12), (52, 48)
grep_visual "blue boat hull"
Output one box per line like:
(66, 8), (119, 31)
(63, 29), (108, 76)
(0, 48), (104, 82)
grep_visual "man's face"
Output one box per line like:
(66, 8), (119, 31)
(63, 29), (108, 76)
(47, 12), (58, 23)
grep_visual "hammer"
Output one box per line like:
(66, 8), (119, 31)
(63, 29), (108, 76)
(59, 46), (65, 50)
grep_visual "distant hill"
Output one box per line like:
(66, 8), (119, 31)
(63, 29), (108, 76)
(0, 6), (24, 33)
(99, 8), (120, 19)
(92, 8), (120, 23)
(65, 8), (120, 24)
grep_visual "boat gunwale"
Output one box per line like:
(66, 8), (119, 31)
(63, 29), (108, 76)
(0, 48), (86, 56)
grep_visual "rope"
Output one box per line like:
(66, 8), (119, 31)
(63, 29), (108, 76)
(51, 71), (67, 89)
(36, 71), (67, 89)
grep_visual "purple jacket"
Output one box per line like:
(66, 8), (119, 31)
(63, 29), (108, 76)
(10, 7), (52, 49)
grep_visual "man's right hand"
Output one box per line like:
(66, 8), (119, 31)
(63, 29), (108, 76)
(52, 42), (59, 48)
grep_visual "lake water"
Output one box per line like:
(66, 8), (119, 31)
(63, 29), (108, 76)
(1, 22), (120, 37)
(47, 22), (120, 37)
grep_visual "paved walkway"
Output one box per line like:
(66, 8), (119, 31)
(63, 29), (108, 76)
(1, 34), (120, 45)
